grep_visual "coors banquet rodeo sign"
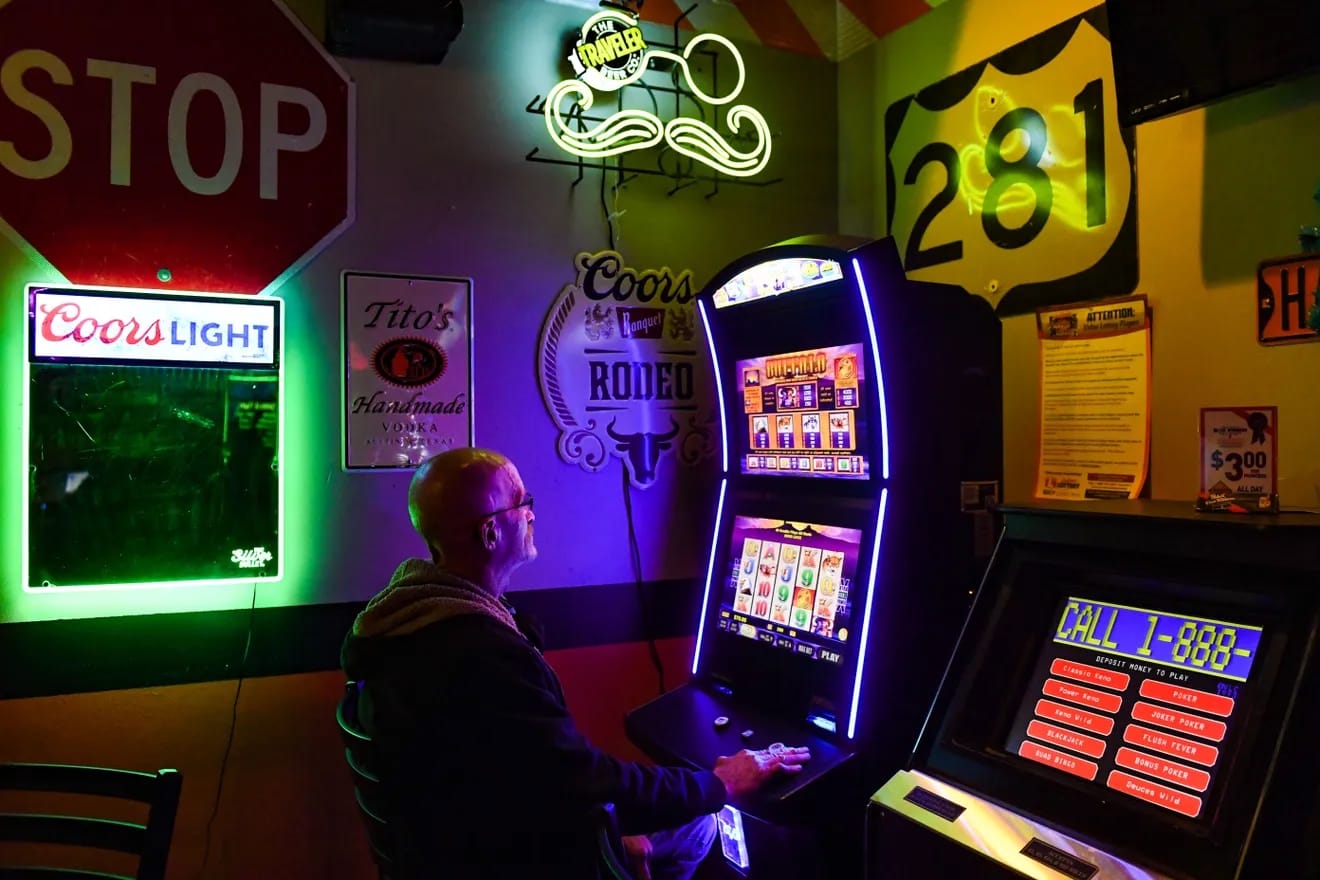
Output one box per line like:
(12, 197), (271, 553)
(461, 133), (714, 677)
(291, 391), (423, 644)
(537, 251), (716, 489)
(885, 6), (1137, 315)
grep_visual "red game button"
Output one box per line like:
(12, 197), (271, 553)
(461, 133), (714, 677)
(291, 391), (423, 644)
(1026, 720), (1107, 759)
(1107, 769), (1203, 818)
(1115, 747), (1211, 793)
(1035, 699), (1115, 736)
(1018, 741), (1099, 781)
(1139, 680), (1235, 717)
(1042, 678), (1124, 714)
(1123, 724), (1219, 767)
(1051, 658), (1131, 692)
(1131, 701), (1227, 742)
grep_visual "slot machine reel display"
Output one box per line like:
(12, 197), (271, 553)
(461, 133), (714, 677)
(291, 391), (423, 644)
(868, 501), (1320, 880)
(626, 235), (1002, 878)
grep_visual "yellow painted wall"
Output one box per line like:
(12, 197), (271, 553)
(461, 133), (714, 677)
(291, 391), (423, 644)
(840, 0), (1320, 506)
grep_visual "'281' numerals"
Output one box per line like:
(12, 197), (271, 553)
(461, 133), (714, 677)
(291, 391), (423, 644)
(903, 79), (1108, 271)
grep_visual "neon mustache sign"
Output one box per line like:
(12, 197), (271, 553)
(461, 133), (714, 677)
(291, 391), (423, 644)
(544, 11), (772, 178)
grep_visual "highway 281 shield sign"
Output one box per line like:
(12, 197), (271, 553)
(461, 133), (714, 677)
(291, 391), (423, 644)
(537, 251), (716, 489)
(885, 6), (1137, 316)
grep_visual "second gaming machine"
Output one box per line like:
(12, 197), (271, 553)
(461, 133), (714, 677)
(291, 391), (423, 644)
(626, 236), (1002, 875)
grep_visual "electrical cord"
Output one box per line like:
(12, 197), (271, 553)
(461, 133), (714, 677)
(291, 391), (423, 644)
(599, 162), (621, 252)
(599, 142), (660, 694)
(197, 584), (258, 878)
(622, 465), (666, 696)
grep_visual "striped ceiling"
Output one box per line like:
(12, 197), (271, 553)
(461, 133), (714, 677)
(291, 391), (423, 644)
(634, 0), (946, 60)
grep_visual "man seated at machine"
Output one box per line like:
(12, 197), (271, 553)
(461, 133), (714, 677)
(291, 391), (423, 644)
(342, 447), (811, 879)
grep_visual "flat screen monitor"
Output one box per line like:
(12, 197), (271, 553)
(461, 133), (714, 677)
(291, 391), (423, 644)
(736, 343), (870, 480)
(715, 515), (865, 666)
(1001, 594), (1268, 826)
(1106, 0), (1320, 125)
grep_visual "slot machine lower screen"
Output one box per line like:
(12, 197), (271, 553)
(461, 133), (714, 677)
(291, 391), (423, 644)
(736, 343), (870, 480)
(1002, 595), (1267, 825)
(717, 516), (864, 666)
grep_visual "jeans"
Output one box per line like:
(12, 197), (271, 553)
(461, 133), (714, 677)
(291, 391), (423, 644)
(647, 813), (718, 880)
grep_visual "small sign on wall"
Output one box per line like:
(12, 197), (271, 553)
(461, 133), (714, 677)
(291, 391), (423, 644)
(342, 272), (473, 470)
(1257, 254), (1319, 345)
(1197, 406), (1278, 514)
(536, 251), (716, 489)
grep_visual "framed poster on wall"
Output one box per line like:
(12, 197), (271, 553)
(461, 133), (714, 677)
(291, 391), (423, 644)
(342, 272), (473, 470)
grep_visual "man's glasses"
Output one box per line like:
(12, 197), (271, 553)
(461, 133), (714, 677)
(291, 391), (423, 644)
(478, 494), (534, 522)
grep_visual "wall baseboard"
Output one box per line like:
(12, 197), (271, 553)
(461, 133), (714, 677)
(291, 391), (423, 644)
(0, 577), (702, 700)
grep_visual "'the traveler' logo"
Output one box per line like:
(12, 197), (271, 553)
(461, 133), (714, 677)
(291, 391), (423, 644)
(569, 11), (648, 92)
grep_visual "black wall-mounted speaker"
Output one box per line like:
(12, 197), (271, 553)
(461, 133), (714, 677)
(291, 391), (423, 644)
(325, 0), (464, 65)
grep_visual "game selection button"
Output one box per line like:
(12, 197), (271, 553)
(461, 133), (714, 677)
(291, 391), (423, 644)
(1042, 678), (1123, 714)
(1035, 699), (1115, 736)
(1139, 680), (1235, 717)
(1050, 658), (1131, 692)
(1018, 741), (1099, 781)
(1115, 747), (1211, 793)
(1107, 769), (1203, 818)
(1131, 701), (1227, 742)
(1123, 724), (1219, 767)
(1026, 720), (1107, 759)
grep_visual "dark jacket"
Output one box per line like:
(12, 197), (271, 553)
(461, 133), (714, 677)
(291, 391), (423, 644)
(341, 559), (727, 879)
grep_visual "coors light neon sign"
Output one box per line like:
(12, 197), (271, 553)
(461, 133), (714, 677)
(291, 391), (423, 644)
(30, 287), (280, 367)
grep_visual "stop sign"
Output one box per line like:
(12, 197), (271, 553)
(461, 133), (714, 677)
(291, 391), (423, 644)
(0, 0), (353, 294)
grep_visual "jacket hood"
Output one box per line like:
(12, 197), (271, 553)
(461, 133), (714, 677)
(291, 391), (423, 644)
(342, 558), (520, 676)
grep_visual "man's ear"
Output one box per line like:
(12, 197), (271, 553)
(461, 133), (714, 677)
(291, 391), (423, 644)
(482, 519), (498, 550)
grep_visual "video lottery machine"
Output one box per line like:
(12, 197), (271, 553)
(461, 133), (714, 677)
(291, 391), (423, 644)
(626, 235), (1002, 877)
(868, 500), (1320, 880)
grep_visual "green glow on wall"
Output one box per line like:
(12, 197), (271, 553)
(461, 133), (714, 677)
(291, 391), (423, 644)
(0, 253), (336, 622)
(275, 276), (332, 609)
(22, 286), (285, 593)
(14, 284), (284, 613)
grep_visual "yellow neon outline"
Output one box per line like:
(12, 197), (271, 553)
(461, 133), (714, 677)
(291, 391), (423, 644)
(547, 20), (771, 178)
(648, 32), (747, 106)
(665, 107), (772, 177)
(544, 79), (663, 159)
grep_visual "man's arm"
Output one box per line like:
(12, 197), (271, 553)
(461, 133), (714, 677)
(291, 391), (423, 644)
(465, 634), (727, 831)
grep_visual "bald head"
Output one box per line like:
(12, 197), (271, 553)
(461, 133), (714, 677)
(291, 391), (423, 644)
(407, 448), (538, 594)
(408, 447), (512, 561)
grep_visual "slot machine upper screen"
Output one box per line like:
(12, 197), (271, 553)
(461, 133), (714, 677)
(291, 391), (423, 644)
(736, 343), (870, 480)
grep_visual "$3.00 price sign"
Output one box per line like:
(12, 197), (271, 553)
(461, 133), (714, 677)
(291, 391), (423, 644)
(1200, 406), (1278, 507)
(884, 7), (1138, 316)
